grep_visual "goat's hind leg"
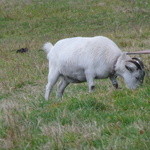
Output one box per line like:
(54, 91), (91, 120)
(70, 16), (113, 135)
(45, 69), (60, 100)
(57, 77), (69, 98)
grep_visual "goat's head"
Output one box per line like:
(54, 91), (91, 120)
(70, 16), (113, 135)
(115, 53), (145, 89)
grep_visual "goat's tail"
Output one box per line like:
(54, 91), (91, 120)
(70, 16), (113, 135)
(43, 42), (53, 54)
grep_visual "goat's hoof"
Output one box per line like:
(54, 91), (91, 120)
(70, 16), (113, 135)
(115, 87), (122, 90)
(91, 85), (95, 90)
(89, 85), (95, 92)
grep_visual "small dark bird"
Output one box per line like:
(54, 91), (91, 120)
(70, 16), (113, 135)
(16, 48), (28, 53)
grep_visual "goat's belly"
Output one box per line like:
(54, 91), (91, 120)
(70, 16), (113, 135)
(65, 76), (86, 83)
(95, 70), (110, 79)
(59, 67), (86, 82)
(59, 66), (110, 83)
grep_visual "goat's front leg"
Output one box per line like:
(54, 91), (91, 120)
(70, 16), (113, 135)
(109, 75), (118, 89)
(85, 70), (95, 92)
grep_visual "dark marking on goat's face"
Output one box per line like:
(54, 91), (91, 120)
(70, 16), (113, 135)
(125, 65), (134, 73)
(138, 69), (145, 84)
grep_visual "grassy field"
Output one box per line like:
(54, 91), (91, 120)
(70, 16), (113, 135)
(0, 0), (150, 149)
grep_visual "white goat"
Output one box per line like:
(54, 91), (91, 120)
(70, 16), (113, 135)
(43, 36), (145, 100)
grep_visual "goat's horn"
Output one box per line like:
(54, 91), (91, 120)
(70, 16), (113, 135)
(132, 57), (144, 68)
(127, 60), (142, 70)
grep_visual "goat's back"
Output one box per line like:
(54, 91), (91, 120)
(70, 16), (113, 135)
(49, 36), (121, 66)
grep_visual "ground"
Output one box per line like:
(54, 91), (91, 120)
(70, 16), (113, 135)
(0, 0), (150, 149)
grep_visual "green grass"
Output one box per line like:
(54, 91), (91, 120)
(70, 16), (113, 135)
(0, 0), (150, 149)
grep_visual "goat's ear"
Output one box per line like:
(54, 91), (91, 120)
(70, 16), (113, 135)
(125, 65), (134, 72)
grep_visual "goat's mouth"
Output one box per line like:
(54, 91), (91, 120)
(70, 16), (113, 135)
(127, 83), (141, 89)
(125, 81), (139, 89)
(127, 86), (137, 90)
